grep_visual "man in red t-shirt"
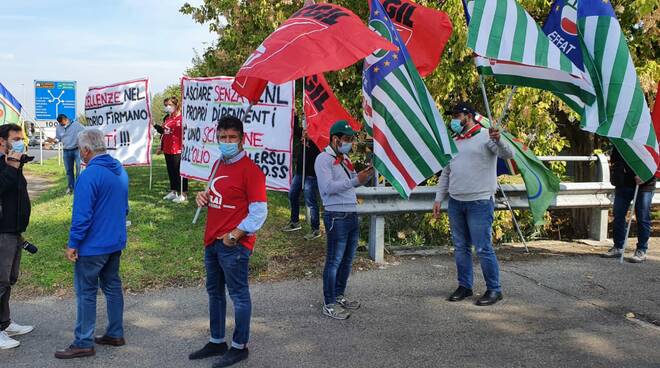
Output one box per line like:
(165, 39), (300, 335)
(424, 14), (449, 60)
(189, 116), (267, 368)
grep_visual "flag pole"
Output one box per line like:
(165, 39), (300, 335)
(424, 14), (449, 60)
(498, 86), (517, 125)
(619, 184), (640, 264)
(193, 102), (255, 224)
(301, 77), (310, 225)
(476, 65), (528, 252)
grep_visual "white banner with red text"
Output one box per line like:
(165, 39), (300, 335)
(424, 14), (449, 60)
(84, 78), (153, 166)
(180, 76), (294, 191)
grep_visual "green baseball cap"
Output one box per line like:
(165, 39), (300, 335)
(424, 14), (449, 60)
(329, 120), (357, 136)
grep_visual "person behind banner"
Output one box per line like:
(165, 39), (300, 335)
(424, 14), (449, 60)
(0, 124), (35, 350)
(160, 97), (188, 204)
(282, 116), (322, 240)
(190, 116), (267, 368)
(601, 147), (655, 263)
(55, 129), (129, 359)
(433, 102), (513, 307)
(55, 114), (85, 195)
(315, 120), (373, 320)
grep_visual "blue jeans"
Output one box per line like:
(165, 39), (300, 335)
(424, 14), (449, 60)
(322, 212), (359, 305)
(613, 187), (654, 251)
(205, 240), (251, 349)
(448, 198), (501, 292)
(73, 251), (124, 348)
(288, 175), (320, 231)
(63, 149), (81, 190)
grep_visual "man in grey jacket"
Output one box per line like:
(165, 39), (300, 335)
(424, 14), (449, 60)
(433, 103), (513, 306)
(55, 114), (85, 194)
(315, 121), (373, 320)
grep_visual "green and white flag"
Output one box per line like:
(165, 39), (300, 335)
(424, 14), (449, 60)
(466, 0), (596, 107)
(0, 82), (23, 126)
(546, 0), (658, 180)
(577, 0), (657, 151)
(363, 0), (456, 198)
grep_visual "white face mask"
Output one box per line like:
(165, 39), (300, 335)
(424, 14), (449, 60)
(165, 105), (175, 114)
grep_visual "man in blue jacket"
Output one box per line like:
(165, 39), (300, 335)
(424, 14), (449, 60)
(55, 128), (129, 359)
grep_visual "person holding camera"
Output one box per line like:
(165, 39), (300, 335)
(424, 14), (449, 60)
(0, 124), (34, 350)
(55, 114), (85, 195)
(55, 129), (129, 359)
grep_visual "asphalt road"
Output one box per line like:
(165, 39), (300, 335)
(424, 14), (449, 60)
(29, 147), (59, 164)
(5, 247), (660, 368)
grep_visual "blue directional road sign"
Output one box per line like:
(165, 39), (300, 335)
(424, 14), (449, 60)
(34, 80), (76, 121)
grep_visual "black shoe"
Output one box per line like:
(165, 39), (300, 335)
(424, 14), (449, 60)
(189, 342), (228, 360)
(448, 286), (473, 302)
(213, 347), (249, 368)
(475, 290), (503, 306)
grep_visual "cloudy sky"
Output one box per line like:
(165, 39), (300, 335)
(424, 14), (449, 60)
(1, 0), (215, 120)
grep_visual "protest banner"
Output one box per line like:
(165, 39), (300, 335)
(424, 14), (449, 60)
(180, 76), (294, 192)
(85, 78), (153, 166)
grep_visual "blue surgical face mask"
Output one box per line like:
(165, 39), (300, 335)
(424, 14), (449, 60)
(450, 119), (464, 134)
(338, 142), (353, 154)
(10, 140), (25, 154)
(219, 142), (239, 158)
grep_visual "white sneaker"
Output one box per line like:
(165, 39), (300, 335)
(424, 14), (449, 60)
(163, 191), (178, 200)
(172, 195), (187, 203)
(628, 250), (647, 263)
(5, 322), (34, 337)
(0, 331), (20, 349)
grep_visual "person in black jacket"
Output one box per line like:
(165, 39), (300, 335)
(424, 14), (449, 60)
(602, 147), (656, 263)
(282, 117), (322, 241)
(0, 124), (34, 349)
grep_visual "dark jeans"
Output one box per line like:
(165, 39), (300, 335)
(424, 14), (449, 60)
(288, 174), (320, 230)
(613, 187), (654, 252)
(164, 153), (188, 192)
(0, 234), (21, 331)
(204, 240), (251, 349)
(63, 149), (81, 191)
(322, 212), (359, 306)
(448, 198), (501, 292)
(73, 251), (124, 348)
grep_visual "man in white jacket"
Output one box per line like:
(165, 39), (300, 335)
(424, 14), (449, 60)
(433, 103), (513, 306)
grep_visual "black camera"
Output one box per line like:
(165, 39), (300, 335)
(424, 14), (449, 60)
(21, 240), (38, 254)
(7, 154), (35, 164)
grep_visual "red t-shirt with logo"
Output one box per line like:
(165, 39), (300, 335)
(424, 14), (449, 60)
(162, 113), (183, 154)
(204, 155), (267, 251)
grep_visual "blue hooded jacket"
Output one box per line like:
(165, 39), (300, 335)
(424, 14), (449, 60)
(68, 154), (129, 256)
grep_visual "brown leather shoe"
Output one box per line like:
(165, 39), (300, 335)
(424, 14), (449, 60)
(94, 335), (126, 346)
(54, 345), (95, 359)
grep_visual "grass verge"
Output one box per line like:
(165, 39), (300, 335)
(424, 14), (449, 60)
(19, 153), (375, 297)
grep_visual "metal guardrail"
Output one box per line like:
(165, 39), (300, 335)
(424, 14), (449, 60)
(356, 154), (659, 263)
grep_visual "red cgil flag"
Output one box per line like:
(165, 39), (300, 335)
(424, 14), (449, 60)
(304, 73), (361, 150)
(231, 76), (269, 105)
(233, 3), (397, 100)
(376, 0), (453, 77)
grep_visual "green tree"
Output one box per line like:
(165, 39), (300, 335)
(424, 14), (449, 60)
(151, 84), (181, 125)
